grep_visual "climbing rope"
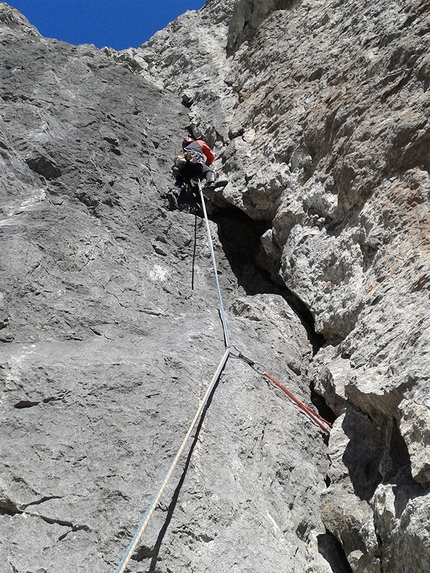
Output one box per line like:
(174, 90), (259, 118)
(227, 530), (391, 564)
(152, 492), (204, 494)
(114, 178), (330, 571)
(233, 349), (332, 434)
(114, 182), (230, 573)
(191, 213), (198, 290)
(198, 182), (230, 348)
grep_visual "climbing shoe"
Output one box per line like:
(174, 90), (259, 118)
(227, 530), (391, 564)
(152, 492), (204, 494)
(205, 178), (228, 190)
(213, 179), (228, 188)
(167, 191), (179, 210)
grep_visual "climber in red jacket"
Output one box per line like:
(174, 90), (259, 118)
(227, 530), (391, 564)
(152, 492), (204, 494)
(168, 137), (216, 210)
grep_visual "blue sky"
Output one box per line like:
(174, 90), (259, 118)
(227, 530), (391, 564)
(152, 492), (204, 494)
(8, 0), (205, 50)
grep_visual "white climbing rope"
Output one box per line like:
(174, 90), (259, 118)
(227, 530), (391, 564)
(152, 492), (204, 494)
(113, 182), (230, 573)
(198, 181), (231, 348)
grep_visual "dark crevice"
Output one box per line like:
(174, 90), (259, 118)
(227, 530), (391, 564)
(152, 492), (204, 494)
(26, 155), (62, 179)
(342, 408), (422, 503)
(38, 514), (91, 533)
(318, 530), (353, 573)
(208, 205), (336, 426)
(386, 421), (425, 518)
(22, 495), (63, 509)
(342, 406), (385, 501)
(288, 294), (326, 355)
(310, 380), (337, 424)
(210, 206), (325, 354)
(0, 496), (91, 535)
(14, 394), (67, 409)
(0, 497), (20, 516)
(386, 418), (411, 483)
(14, 400), (40, 409)
(0, 507), (17, 516)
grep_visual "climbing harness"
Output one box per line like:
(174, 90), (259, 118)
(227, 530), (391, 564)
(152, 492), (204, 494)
(114, 182), (230, 573)
(233, 348), (332, 435)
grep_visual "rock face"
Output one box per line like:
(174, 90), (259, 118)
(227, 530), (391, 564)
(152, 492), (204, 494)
(0, 4), (328, 573)
(1, 1), (429, 573)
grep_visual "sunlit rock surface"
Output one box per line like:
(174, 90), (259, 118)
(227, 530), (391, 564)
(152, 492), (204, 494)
(1, 0), (429, 572)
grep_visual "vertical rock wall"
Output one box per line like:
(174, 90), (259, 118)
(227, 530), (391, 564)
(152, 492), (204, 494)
(117, 0), (430, 571)
(1, 3), (331, 573)
(1, 0), (429, 572)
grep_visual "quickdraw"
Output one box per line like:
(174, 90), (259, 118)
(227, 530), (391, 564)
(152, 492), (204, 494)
(233, 349), (332, 435)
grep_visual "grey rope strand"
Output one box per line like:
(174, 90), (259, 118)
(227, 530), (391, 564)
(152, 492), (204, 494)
(114, 182), (230, 573)
(198, 181), (231, 348)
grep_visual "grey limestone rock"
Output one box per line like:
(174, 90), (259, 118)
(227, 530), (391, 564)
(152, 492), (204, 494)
(2, 0), (430, 572)
(1, 3), (331, 573)
(128, 0), (430, 571)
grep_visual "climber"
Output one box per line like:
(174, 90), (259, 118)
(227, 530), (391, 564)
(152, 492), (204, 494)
(168, 137), (216, 210)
